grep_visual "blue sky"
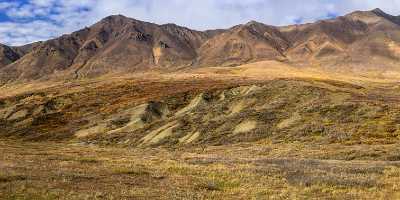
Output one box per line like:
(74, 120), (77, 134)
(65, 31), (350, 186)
(0, 0), (400, 46)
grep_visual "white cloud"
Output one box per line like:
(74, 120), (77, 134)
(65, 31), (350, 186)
(0, 0), (400, 46)
(0, 1), (17, 9)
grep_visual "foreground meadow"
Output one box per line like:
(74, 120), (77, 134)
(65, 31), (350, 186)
(1, 139), (400, 199)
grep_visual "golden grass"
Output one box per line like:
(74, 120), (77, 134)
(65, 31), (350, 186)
(1, 139), (400, 199)
(2, 60), (400, 99)
(192, 60), (400, 84)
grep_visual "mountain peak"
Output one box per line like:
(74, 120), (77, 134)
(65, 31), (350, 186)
(370, 8), (397, 19)
(343, 8), (400, 25)
(245, 20), (265, 27)
(102, 14), (130, 20)
(99, 14), (136, 25)
(371, 8), (386, 15)
(369, 8), (400, 25)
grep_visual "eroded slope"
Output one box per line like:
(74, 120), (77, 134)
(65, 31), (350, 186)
(1, 78), (399, 146)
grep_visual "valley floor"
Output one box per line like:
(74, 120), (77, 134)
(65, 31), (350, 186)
(1, 139), (400, 200)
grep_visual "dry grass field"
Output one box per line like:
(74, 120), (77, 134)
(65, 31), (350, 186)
(1, 139), (400, 199)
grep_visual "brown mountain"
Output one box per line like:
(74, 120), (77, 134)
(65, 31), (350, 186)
(196, 21), (290, 67)
(0, 44), (20, 68)
(0, 42), (41, 69)
(1, 9), (400, 84)
(0, 15), (210, 83)
(280, 8), (400, 72)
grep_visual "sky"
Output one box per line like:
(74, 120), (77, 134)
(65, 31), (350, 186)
(0, 0), (400, 46)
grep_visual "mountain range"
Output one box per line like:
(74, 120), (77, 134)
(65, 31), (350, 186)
(1, 8), (400, 84)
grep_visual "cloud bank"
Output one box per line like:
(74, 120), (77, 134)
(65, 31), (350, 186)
(0, 0), (400, 45)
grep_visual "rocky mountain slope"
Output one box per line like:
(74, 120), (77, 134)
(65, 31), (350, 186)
(0, 16), (210, 83)
(0, 9), (400, 84)
(0, 9), (400, 83)
(281, 8), (400, 71)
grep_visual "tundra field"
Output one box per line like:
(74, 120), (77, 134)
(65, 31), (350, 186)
(1, 71), (400, 199)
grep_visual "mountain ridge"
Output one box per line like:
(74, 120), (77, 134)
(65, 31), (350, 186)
(1, 8), (400, 84)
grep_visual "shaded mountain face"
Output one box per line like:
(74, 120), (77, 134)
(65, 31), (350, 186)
(0, 44), (20, 68)
(0, 42), (41, 69)
(1, 9), (400, 83)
